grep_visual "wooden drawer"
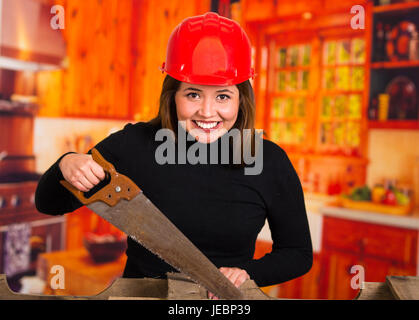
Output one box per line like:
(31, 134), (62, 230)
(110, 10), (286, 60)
(322, 216), (418, 265)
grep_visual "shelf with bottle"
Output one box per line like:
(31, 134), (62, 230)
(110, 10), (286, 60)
(369, 2), (419, 128)
(368, 119), (419, 129)
(290, 152), (368, 196)
(372, 3), (419, 64)
(371, 60), (419, 69)
(368, 67), (419, 124)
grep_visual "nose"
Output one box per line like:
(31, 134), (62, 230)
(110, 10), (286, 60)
(198, 97), (216, 118)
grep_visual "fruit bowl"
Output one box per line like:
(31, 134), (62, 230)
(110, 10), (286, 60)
(337, 185), (414, 216)
(83, 232), (127, 263)
(339, 196), (413, 216)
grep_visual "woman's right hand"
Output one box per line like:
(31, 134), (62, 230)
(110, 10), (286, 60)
(59, 153), (106, 192)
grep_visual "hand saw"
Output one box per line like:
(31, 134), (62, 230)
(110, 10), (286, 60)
(60, 148), (244, 300)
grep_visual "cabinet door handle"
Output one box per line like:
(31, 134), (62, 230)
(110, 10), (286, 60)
(358, 238), (368, 260)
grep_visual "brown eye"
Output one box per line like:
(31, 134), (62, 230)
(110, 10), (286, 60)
(217, 94), (230, 101)
(187, 92), (199, 99)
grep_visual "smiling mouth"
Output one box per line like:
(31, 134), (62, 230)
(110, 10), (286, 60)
(192, 120), (222, 130)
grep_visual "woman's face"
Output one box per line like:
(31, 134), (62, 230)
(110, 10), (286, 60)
(175, 82), (240, 143)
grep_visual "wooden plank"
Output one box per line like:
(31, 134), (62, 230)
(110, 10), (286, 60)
(167, 272), (208, 299)
(94, 277), (168, 300)
(386, 276), (419, 300)
(166, 272), (275, 300)
(355, 282), (395, 300)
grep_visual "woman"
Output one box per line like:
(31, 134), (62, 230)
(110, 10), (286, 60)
(35, 12), (312, 296)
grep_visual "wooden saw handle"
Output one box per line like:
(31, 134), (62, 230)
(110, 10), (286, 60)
(60, 148), (141, 207)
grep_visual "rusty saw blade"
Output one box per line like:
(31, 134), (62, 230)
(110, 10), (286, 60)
(60, 148), (244, 300)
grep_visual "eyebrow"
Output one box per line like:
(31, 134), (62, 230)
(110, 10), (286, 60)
(183, 87), (235, 94)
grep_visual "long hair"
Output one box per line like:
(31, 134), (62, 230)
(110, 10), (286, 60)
(148, 75), (260, 166)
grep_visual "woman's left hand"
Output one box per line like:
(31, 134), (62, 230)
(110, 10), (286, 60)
(208, 267), (250, 300)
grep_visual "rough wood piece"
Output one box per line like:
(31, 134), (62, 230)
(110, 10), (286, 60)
(108, 297), (163, 300)
(93, 277), (168, 300)
(354, 282), (395, 300)
(386, 276), (419, 300)
(167, 272), (208, 300)
(239, 280), (276, 300)
(166, 272), (275, 300)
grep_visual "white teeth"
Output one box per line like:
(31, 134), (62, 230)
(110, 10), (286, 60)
(195, 121), (218, 129)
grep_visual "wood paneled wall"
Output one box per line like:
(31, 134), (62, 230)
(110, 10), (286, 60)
(130, 0), (211, 121)
(37, 0), (211, 120)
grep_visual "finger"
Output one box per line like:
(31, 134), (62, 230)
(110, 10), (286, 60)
(234, 272), (249, 288)
(207, 291), (219, 300)
(219, 268), (250, 288)
(79, 159), (102, 184)
(90, 162), (106, 181)
(220, 267), (234, 279)
(78, 174), (94, 190)
(73, 181), (90, 193)
(84, 167), (101, 186)
(228, 270), (243, 287)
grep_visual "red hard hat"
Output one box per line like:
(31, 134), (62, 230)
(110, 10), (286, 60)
(160, 12), (255, 86)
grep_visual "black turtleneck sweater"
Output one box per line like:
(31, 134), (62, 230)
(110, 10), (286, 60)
(35, 121), (312, 287)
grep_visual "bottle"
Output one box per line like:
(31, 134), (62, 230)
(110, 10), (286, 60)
(369, 97), (378, 120)
(414, 157), (419, 209)
(409, 29), (419, 61)
(384, 24), (392, 61)
(375, 22), (384, 62)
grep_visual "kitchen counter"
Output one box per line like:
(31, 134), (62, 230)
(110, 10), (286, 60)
(320, 205), (419, 230)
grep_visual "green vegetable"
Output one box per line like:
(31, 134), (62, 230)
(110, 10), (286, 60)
(349, 185), (371, 201)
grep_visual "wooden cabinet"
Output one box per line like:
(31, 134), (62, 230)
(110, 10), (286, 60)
(265, 33), (368, 157)
(320, 216), (418, 299)
(244, 1), (419, 194)
(256, 215), (418, 300)
(276, 252), (323, 299)
(245, 1), (372, 196)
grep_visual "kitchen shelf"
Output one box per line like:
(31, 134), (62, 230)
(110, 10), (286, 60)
(369, 3), (419, 129)
(373, 1), (419, 14)
(368, 120), (419, 129)
(371, 60), (419, 69)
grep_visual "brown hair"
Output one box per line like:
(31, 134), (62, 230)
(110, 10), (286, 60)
(148, 75), (260, 165)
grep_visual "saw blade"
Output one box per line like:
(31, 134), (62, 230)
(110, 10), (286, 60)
(87, 192), (245, 300)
